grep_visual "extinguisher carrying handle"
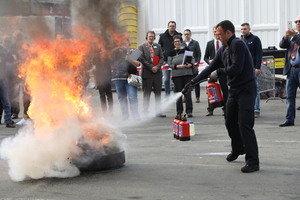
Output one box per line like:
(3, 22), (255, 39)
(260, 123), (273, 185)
(208, 70), (218, 82)
(182, 78), (209, 95)
(182, 81), (194, 95)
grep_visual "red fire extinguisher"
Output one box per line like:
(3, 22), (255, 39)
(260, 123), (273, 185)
(173, 113), (182, 139)
(206, 82), (224, 109)
(179, 115), (190, 141)
(172, 114), (179, 139)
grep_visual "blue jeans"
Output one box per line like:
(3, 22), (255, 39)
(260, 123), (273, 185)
(163, 70), (171, 96)
(254, 76), (260, 112)
(285, 67), (300, 123)
(113, 80), (139, 119)
(0, 80), (14, 124)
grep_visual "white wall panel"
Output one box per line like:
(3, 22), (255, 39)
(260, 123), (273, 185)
(137, 0), (300, 61)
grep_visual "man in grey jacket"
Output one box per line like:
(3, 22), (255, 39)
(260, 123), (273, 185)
(278, 15), (300, 127)
(138, 31), (166, 117)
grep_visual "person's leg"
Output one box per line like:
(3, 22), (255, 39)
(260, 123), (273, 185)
(194, 83), (200, 103)
(126, 82), (139, 119)
(219, 75), (228, 104)
(254, 76), (260, 116)
(105, 83), (113, 113)
(98, 86), (107, 113)
(142, 78), (152, 112)
(153, 77), (163, 115)
(183, 75), (193, 115)
(11, 78), (21, 119)
(225, 89), (244, 155)
(163, 70), (171, 96)
(0, 101), (3, 124)
(219, 75), (228, 118)
(0, 80), (14, 125)
(284, 68), (298, 124)
(206, 100), (214, 116)
(23, 90), (31, 118)
(113, 80), (129, 119)
(172, 77), (183, 114)
(238, 82), (259, 166)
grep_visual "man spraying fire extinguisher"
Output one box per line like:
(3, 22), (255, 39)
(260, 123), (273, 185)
(182, 20), (260, 173)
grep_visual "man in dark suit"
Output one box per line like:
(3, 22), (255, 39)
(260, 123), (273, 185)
(183, 29), (201, 103)
(158, 21), (182, 97)
(278, 15), (300, 127)
(204, 27), (228, 116)
(138, 31), (166, 117)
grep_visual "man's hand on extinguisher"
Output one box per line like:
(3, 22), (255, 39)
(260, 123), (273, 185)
(182, 80), (195, 95)
(208, 70), (218, 82)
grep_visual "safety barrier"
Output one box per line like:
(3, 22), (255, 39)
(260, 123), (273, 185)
(259, 56), (283, 102)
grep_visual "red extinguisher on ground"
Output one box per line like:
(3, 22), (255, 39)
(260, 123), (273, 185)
(172, 114), (178, 139)
(179, 115), (190, 141)
(206, 82), (224, 109)
(173, 113), (182, 139)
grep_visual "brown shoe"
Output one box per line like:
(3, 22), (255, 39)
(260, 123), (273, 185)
(206, 111), (213, 116)
(196, 97), (200, 103)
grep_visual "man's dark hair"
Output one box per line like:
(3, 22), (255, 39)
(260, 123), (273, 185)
(184, 29), (191, 33)
(241, 22), (250, 27)
(173, 35), (183, 42)
(168, 21), (176, 26)
(146, 31), (156, 39)
(216, 20), (235, 33)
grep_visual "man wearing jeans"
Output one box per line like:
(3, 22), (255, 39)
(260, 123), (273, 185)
(279, 15), (300, 127)
(158, 21), (182, 96)
(241, 23), (263, 118)
(0, 44), (15, 128)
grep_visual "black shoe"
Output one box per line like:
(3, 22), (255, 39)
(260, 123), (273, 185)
(187, 113), (193, 118)
(206, 111), (213, 116)
(297, 106), (300, 110)
(226, 151), (245, 162)
(6, 123), (16, 128)
(157, 114), (166, 118)
(241, 164), (259, 173)
(12, 114), (18, 119)
(279, 122), (294, 127)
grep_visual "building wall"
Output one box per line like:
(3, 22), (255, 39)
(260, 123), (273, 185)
(137, 0), (300, 61)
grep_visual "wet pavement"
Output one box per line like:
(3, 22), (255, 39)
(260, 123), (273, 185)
(0, 88), (299, 200)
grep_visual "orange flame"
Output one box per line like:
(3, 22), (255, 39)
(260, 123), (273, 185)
(19, 26), (129, 137)
(19, 33), (92, 131)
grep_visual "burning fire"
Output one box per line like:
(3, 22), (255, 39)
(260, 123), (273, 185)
(0, 24), (127, 181)
(19, 34), (92, 131)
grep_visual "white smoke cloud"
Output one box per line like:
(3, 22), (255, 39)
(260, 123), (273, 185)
(0, 117), (126, 181)
(0, 0), (128, 182)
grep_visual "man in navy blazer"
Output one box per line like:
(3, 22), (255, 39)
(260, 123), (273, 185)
(183, 29), (201, 103)
(204, 27), (228, 116)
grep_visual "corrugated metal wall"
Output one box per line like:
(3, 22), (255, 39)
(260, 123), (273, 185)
(137, 0), (300, 61)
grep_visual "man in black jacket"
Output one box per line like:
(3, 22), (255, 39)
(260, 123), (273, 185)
(183, 20), (259, 173)
(241, 23), (263, 118)
(158, 21), (182, 97)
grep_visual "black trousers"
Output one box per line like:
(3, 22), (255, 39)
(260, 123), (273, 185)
(142, 77), (162, 112)
(225, 80), (259, 165)
(98, 83), (113, 113)
(172, 75), (193, 114)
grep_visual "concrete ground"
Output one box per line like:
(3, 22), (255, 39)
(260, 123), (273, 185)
(0, 87), (299, 200)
